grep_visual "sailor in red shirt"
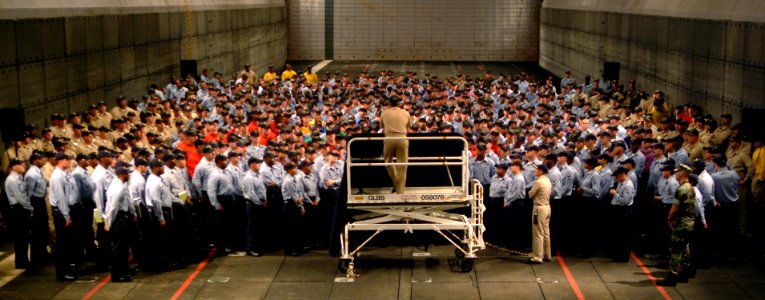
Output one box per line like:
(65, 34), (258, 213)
(204, 121), (221, 142)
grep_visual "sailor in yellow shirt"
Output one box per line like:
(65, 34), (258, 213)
(281, 64), (297, 81)
(262, 65), (278, 83)
(752, 137), (765, 205)
(303, 67), (319, 85)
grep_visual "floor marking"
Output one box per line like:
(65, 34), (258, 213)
(312, 60), (333, 73)
(631, 251), (672, 300)
(82, 274), (111, 300)
(170, 248), (217, 300)
(0, 254), (24, 289)
(556, 252), (585, 300)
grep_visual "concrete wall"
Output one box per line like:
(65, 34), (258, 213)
(287, 0), (326, 60)
(0, 0), (287, 128)
(287, 0), (541, 61)
(540, 0), (765, 121)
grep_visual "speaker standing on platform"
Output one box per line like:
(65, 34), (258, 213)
(380, 97), (411, 194)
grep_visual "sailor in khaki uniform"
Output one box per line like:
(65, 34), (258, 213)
(528, 164), (552, 264)
(380, 97), (412, 194)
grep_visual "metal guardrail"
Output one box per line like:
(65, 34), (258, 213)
(346, 136), (470, 198)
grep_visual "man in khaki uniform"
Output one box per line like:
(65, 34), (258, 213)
(727, 135), (754, 232)
(598, 98), (613, 120)
(528, 164), (552, 264)
(49, 114), (73, 139)
(39, 129), (55, 153)
(240, 64), (258, 85)
(380, 97), (411, 194)
(110, 97), (137, 121)
(94, 127), (113, 150)
(2, 137), (32, 173)
(96, 101), (113, 128)
(709, 114), (733, 146)
(76, 130), (98, 155)
(683, 129), (705, 162)
(656, 119), (678, 143)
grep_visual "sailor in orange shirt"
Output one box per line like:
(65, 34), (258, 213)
(258, 125), (275, 146)
(204, 121), (221, 142)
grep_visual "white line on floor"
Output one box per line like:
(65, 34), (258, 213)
(312, 60), (333, 73)
(0, 253), (24, 288)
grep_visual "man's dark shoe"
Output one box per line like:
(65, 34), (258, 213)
(58, 274), (78, 282)
(111, 275), (132, 283)
(657, 273), (677, 286)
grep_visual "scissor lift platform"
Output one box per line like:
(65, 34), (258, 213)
(339, 135), (485, 278)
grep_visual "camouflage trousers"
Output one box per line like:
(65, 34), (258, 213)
(668, 227), (693, 275)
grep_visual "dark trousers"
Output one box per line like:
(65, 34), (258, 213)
(159, 207), (174, 263)
(10, 204), (32, 268)
(29, 196), (49, 264)
(559, 195), (577, 255)
(577, 196), (599, 255)
(694, 204), (715, 266)
(232, 195), (247, 250)
(634, 176), (651, 234)
(610, 205), (633, 261)
(266, 188), (284, 248)
(284, 201), (303, 253)
(485, 197), (504, 244)
(504, 199), (527, 250)
(110, 212), (132, 277)
(198, 192), (216, 246)
(716, 202), (739, 258)
(217, 195), (236, 250)
(303, 197), (320, 247)
(52, 209), (74, 280)
(68, 203), (85, 264)
(135, 203), (153, 267)
(549, 197), (562, 254)
(80, 200), (97, 260)
(95, 222), (111, 269)
(171, 203), (195, 259)
(246, 201), (267, 253)
(652, 202), (673, 255)
(139, 211), (164, 268)
(319, 188), (339, 246)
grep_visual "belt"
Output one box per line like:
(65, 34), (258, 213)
(386, 133), (407, 137)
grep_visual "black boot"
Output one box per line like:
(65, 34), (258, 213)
(657, 273), (678, 286)
(677, 270), (689, 283)
(685, 266), (696, 278)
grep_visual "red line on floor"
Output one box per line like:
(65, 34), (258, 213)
(82, 275), (111, 300)
(630, 251), (672, 300)
(556, 252), (585, 300)
(170, 248), (217, 300)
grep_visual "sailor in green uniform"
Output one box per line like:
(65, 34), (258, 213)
(659, 164), (696, 286)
